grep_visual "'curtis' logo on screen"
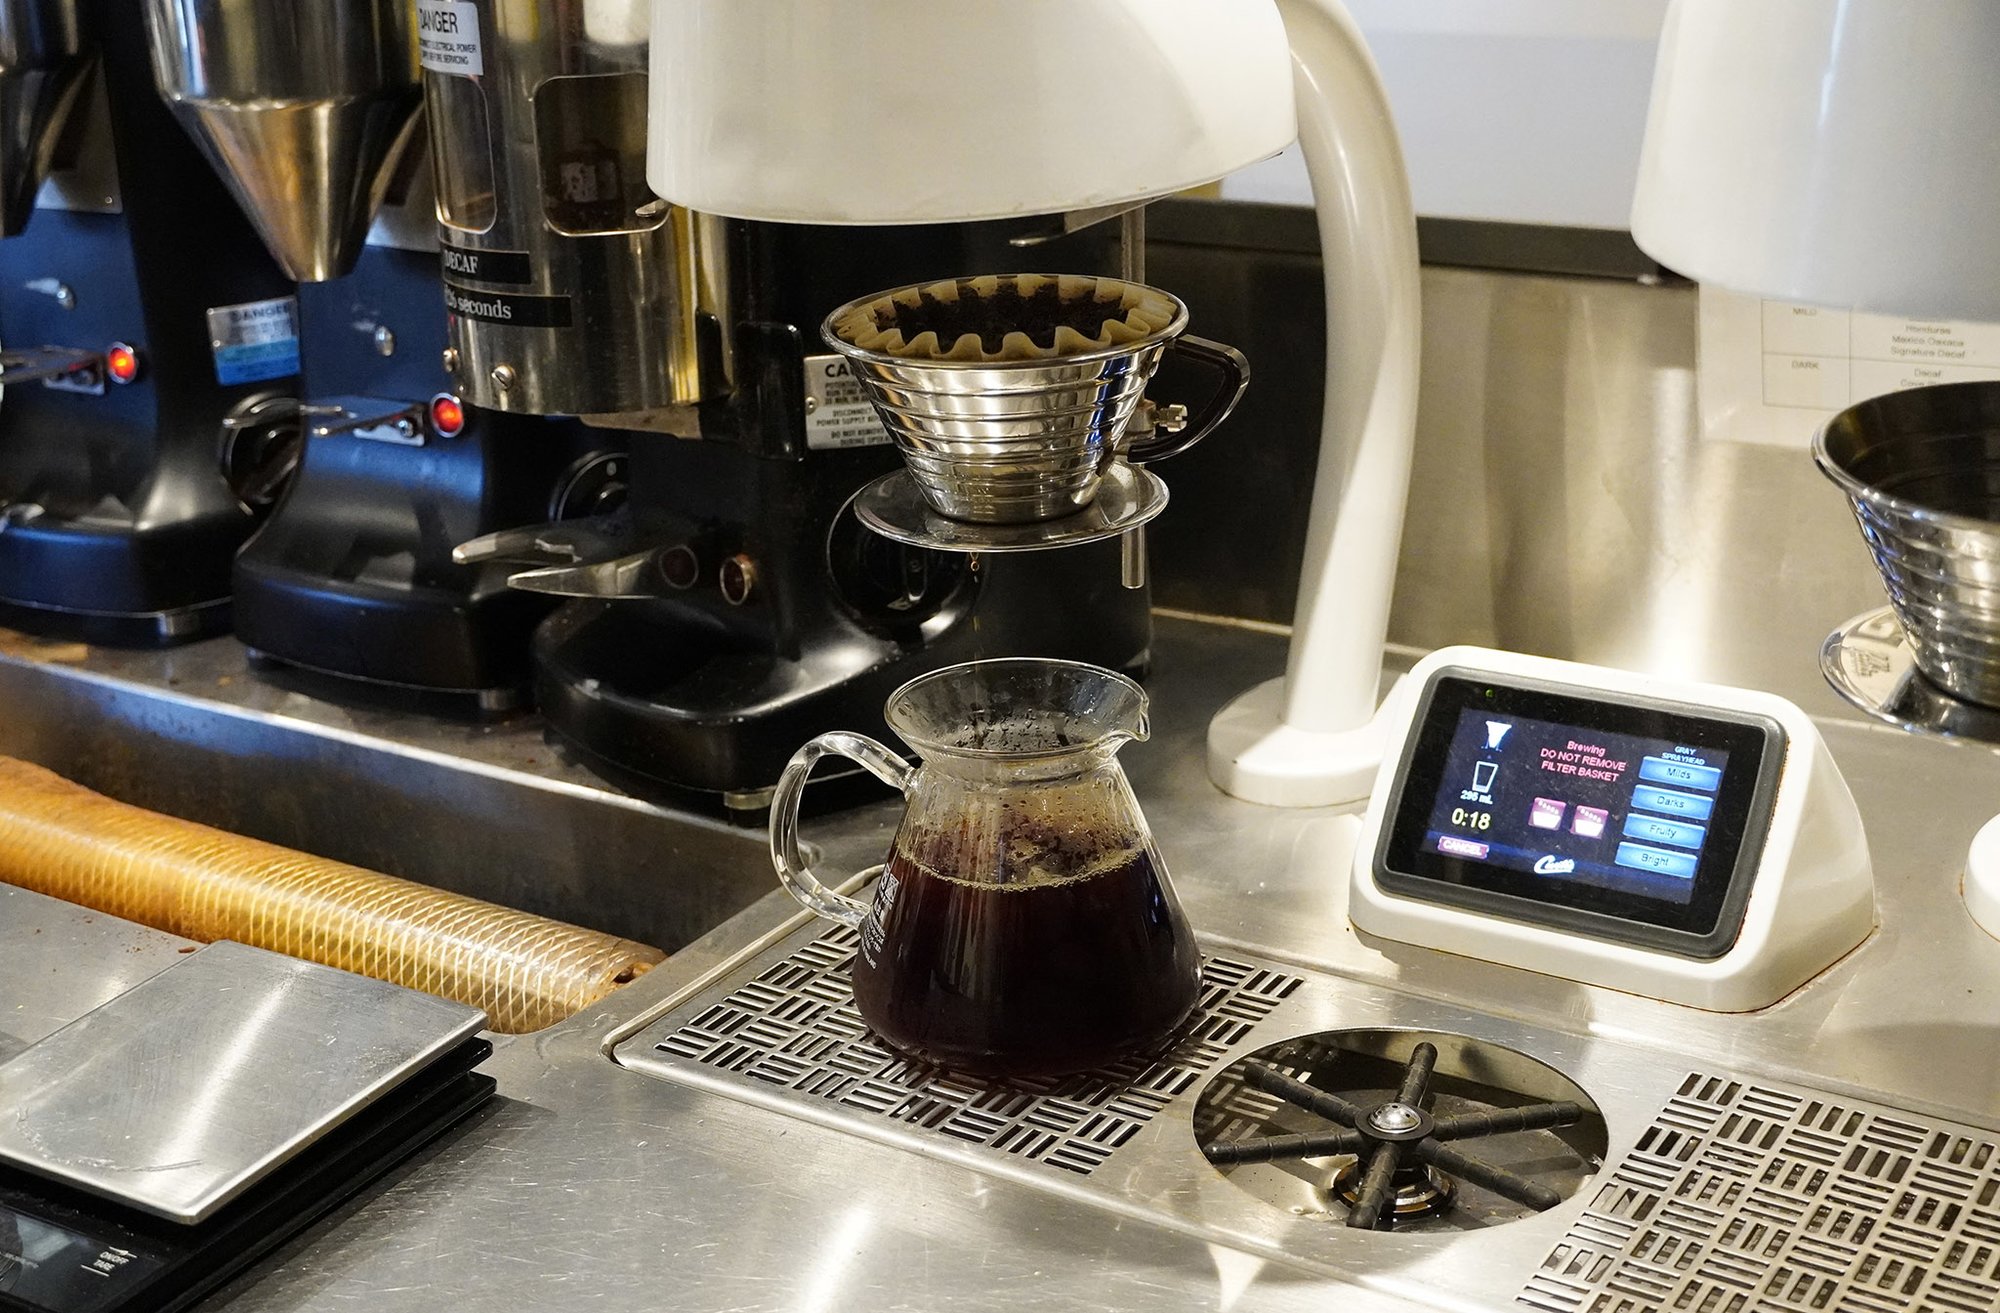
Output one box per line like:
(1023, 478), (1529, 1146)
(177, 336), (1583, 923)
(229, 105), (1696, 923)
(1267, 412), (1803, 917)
(1533, 855), (1576, 876)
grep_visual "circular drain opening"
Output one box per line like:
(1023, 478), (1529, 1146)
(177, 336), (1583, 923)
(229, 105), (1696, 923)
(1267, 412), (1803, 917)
(1193, 1028), (1608, 1234)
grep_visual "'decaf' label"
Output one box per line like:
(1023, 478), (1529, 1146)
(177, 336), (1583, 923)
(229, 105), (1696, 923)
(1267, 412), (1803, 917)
(439, 239), (530, 285)
(417, 0), (483, 76)
(205, 296), (300, 386)
(803, 354), (893, 450)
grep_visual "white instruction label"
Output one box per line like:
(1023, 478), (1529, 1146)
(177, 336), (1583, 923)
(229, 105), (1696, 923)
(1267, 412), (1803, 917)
(1699, 285), (2000, 446)
(803, 355), (893, 450)
(204, 296), (299, 386)
(417, 0), (483, 76)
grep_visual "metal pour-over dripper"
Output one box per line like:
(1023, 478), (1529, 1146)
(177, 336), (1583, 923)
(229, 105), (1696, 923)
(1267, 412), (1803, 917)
(825, 274), (1245, 526)
(1818, 380), (2000, 732)
(824, 273), (1247, 533)
(142, 0), (420, 282)
(0, 0), (91, 236)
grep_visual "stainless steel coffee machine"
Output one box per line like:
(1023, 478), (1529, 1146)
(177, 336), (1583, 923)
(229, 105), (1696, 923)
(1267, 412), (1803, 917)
(435, 0), (1151, 811)
(0, 0), (300, 644)
(143, 0), (624, 709)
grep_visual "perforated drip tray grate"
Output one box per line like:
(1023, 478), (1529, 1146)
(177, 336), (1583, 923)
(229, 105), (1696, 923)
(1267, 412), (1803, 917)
(1522, 1072), (2000, 1313)
(617, 931), (2000, 1311)
(620, 922), (1303, 1176)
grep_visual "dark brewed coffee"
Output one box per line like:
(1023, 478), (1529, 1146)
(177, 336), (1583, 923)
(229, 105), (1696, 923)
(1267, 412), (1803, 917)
(851, 829), (1201, 1078)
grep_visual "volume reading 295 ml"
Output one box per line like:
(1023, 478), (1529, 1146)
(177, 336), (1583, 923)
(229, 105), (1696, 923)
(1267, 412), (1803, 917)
(1378, 673), (1781, 951)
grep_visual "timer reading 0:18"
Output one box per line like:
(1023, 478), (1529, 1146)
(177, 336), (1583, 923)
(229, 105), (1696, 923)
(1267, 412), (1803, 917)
(1450, 807), (1492, 831)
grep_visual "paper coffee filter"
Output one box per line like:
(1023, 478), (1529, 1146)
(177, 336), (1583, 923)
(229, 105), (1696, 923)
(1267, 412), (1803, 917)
(831, 273), (1179, 362)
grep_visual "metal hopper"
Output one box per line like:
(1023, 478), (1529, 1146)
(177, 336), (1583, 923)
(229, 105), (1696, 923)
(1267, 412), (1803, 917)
(0, 0), (91, 236)
(141, 0), (419, 282)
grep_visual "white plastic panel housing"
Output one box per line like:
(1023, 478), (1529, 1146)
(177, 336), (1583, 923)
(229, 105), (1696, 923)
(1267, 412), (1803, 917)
(1350, 646), (1876, 1012)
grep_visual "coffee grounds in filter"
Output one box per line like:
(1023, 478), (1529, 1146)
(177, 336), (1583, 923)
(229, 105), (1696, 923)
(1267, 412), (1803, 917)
(831, 273), (1178, 362)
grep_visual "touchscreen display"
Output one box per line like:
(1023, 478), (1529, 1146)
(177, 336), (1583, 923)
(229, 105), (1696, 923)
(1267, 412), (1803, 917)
(1378, 673), (1784, 957)
(1419, 709), (1725, 904)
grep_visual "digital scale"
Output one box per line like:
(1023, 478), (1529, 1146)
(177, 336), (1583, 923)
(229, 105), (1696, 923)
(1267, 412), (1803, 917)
(0, 944), (495, 1313)
(1352, 647), (1877, 1011)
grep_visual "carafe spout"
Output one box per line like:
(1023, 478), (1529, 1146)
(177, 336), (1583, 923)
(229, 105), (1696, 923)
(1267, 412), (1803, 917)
(885, 657), (1151, 764)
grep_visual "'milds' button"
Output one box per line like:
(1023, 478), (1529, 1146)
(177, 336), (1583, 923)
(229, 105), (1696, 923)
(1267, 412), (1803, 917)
(1622, 812), (1707, 850)
(1638, 756), (1722, 792)
(1614, 841), (1699, 880)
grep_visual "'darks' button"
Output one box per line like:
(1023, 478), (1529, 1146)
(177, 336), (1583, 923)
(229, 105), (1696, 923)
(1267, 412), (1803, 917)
(1630, 784), (1715, 821)
(1638, 756), (1723, 792)
(1614, 841), (1699, 880)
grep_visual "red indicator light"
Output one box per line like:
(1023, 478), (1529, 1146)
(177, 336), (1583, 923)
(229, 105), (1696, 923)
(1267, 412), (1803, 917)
(429, 392), (466, 438)
(105, 343), (140, 384)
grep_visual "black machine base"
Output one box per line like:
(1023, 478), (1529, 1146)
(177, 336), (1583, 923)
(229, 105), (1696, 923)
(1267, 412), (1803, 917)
(0, 1037), (494, 1313)
(230, 547), (552, 705)
(0, 596), (230, 648)
(533, 536), (1154, 817)
(242, 648), (524, 719)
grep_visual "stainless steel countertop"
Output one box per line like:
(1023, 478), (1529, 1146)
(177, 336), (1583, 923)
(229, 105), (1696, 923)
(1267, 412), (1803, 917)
(9, 616), (2000, 1311)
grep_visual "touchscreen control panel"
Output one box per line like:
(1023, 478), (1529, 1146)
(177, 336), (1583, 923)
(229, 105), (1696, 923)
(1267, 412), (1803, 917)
(1380, 677), (1779, 956)
(1349, 647), (1876, 1011)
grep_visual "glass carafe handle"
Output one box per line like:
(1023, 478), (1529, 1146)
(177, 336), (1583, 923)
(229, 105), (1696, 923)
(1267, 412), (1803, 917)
(769, 731), (915, 928)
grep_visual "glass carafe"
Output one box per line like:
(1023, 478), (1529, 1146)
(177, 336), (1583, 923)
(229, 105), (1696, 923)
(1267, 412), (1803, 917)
(769, 658), (1201, 1078)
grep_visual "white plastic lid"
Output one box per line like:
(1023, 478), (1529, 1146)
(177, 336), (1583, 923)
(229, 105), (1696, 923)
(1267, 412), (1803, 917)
(1632, 0), (2000, 320)
(645, 0), (1297, 224)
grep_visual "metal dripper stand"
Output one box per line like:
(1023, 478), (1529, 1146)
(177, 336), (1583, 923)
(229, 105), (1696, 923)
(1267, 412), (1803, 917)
(828, 213), (1248, 592)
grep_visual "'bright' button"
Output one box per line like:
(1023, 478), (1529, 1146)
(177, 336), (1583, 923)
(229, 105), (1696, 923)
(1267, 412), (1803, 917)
(1614, 842), (1699, 880)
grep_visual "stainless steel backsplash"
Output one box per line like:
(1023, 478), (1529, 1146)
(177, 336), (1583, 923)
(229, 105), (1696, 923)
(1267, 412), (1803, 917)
(1145, 202), (1886, 714)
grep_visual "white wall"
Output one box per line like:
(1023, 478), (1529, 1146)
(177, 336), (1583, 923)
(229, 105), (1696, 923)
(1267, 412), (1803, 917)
(1222, 0), (1669, 229)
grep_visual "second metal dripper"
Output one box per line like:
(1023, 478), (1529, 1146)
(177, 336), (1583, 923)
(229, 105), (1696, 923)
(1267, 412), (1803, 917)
(1817, 381), (2000, 714)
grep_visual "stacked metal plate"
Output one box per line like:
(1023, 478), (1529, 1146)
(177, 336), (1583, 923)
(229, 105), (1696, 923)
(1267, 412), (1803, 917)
(0, 940), (484, 1223)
